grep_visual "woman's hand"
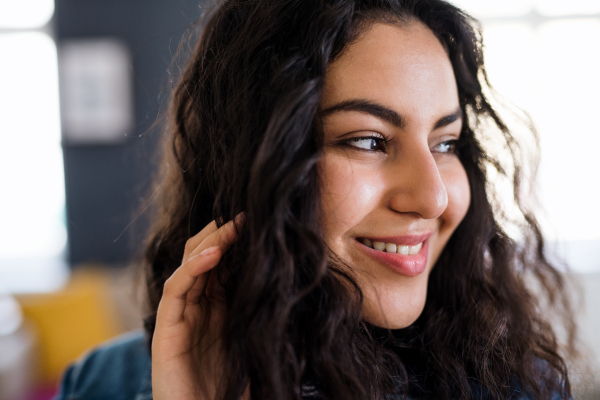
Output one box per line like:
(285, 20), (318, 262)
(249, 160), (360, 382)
(151, 217), (241, 400)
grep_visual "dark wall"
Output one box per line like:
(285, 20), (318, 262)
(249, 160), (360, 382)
(56, 0), (203, 266)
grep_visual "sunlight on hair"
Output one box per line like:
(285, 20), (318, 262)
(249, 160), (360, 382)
(0, 0), (54, 29)
(479, 23), (537, 243)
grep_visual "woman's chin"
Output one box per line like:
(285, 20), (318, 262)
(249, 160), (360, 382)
(362, 298), (426, 330)
(364, 315), (419, 330)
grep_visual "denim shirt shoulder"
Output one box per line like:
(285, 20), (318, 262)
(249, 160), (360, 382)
(53, 330), (152, 400)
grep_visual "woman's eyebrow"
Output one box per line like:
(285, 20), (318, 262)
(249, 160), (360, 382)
(322, 99), (462, 130)
(322, 99), (405, 129)
(433, 107), (463, 130)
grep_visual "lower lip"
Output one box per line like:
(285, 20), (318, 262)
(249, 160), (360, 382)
(355, 239), (429, 277)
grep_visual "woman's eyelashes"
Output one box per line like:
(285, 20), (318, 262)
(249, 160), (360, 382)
(343, 135), (391, 152)
(340, 135), (460, 155)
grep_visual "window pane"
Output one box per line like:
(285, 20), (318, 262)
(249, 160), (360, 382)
(0, 32), (67, 292)
(0, 32), (65, 257)
(450, 0), (533, 18)
(0, 0), (54, 29)
(535, 0), (600, 16)
(533, 20), (600, 242)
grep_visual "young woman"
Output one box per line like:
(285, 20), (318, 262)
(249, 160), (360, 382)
(56, 0), (577, 399)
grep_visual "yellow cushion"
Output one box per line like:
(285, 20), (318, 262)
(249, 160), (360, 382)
(16, 268), (124, 383)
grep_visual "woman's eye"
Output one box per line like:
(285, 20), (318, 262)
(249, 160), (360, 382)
(346, 137), (387, 152)
(432, 140), (457, 154)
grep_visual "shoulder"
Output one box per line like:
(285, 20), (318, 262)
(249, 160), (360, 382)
(53, 330), (152, 400)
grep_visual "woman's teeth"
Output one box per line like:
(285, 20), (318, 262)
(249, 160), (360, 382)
(361, 238), (422, 255)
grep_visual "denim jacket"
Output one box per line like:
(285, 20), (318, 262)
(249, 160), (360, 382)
(53, 331), (562, 400)
(54, 331), (153, 400)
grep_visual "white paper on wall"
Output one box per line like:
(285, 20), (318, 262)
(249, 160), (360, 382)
(59, 38), (133, 144)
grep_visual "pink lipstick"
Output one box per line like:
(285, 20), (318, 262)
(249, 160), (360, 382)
(354, 233), (431, 277)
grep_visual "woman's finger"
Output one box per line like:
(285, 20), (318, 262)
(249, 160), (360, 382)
(156, 246), (222, 327)
(187, 215), (244, 259)
(182, 221), (219, 263)
(182, 213), (244, 263)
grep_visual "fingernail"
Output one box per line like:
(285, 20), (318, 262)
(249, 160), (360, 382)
(200, 246), (220, 256)
(235, 212), (245, 223)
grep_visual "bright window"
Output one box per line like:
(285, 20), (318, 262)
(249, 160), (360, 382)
(450, 2), (600, 272)
(0, 0), (55, 29)
(535, 0), (600, 16)
(452, 0), (533, 18)
(0, 1), (68, 293)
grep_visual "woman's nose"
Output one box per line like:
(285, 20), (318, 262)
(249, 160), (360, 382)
(387, 147), (448, 219)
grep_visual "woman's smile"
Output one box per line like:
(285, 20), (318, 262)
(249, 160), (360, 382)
(319, 21), (471, 329)
(355, 233), (431, 277)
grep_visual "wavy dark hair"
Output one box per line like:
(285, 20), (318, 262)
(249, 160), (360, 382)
(142, 0), (577, 399)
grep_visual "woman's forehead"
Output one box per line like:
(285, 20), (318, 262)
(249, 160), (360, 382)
(322, 21), (459, 125)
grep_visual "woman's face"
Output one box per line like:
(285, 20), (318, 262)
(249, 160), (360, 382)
(320, 21), (470, 329)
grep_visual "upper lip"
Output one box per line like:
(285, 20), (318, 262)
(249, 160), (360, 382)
(357, 232), (433, 246)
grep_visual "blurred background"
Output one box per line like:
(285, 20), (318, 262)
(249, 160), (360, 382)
(0, 0), (598, 398)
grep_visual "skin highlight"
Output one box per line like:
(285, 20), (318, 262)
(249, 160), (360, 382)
(320, 21), (471, 328)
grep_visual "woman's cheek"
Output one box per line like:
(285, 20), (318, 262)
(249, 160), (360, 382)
(320, 155), (384, 238)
